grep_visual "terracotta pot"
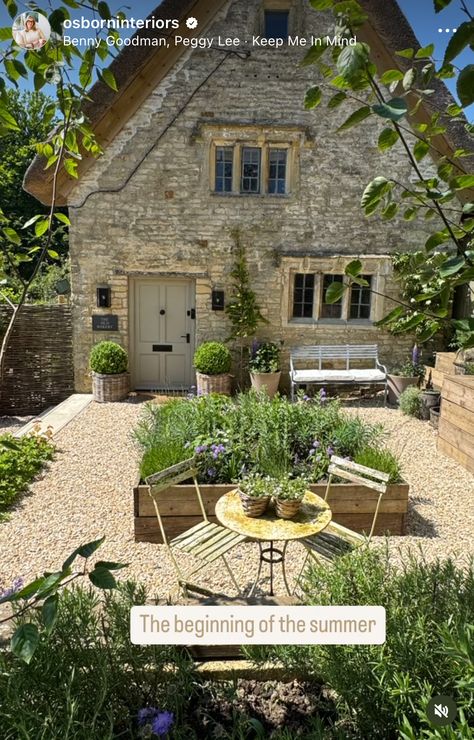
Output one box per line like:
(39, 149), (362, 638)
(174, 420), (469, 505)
(91, 371), (129, 402)
(250, 371), (281, 398)
(238, 490), (270, 517)
(420, 390), (441, 420)
(387, 374), (419, 404)
(195, 371), (232, 396)
(275, 498), (302, 519)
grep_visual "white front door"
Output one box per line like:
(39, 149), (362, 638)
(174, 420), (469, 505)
(133, 278), (195, 390)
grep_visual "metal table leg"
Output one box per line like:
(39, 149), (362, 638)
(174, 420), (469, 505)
(248, 541), (291, 597)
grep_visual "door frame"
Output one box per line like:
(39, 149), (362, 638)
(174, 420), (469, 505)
(129, 275), (196, 391)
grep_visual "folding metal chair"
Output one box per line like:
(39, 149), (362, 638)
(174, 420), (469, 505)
(297, 455), (389, 582)
(146, 458), (246, 597)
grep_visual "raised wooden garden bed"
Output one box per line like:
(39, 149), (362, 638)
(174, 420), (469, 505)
(424, 351), (457, 389)
(438, 375), (474, 474)
(134, 481), (409, 543)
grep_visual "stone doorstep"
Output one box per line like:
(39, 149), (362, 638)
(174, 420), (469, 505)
(14, 393), (93, 439)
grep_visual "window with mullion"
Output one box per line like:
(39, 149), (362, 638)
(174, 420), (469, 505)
(215, 146), (233, 193)
(292, 273), (314, 318)
(268, 149), (287, 194)
(241, 147), (261, 194)
(350, 275), (372, 319)
(320, 274), (343, 319)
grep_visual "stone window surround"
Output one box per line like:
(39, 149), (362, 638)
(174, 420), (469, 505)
(257, 0), (302, 37)
(280, 255), (392, 328)
(198, 123), (308, 198)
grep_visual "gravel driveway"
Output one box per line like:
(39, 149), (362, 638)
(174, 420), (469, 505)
(0, 398), (473, 599)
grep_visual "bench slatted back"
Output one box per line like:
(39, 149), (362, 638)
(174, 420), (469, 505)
(324, 455), (389, 540)
(290, 345), (379, 371)
(145, 458), (207, 546)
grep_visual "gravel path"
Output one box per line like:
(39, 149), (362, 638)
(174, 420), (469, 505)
(0, 399), (473, 599)
(0, 415), (33, 436)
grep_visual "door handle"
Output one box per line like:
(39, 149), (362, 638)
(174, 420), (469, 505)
(180, 334), (190, 343)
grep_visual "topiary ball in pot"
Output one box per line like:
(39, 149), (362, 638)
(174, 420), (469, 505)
(89, 341), (129, 402)
(193, 341), (232, 396)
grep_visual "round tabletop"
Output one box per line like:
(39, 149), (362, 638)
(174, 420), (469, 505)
(215, 489), (332, 542)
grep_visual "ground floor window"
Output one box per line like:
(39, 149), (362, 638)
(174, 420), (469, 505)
(291, 272), (374, 322)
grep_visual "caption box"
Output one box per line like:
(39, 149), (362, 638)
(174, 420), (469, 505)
(130, 606), (386, 645)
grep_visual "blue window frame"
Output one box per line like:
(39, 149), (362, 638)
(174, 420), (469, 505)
(215, 146), (233, 192)
(268, 149), (287, 194)
(264, 10), (289, 40)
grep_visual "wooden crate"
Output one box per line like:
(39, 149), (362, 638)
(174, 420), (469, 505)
(134, 481), (409, 543)
(438, 375), (474, 474)
(425, 352), (458, 389)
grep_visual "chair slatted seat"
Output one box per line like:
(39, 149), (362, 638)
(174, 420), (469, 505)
(297, 455), (389, 582)
(146, 459), (246, 596)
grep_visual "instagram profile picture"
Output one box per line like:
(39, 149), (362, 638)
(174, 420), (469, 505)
(12, 11), (51, 50)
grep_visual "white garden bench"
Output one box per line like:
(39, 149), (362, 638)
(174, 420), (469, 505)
(289, 344), (388, 404)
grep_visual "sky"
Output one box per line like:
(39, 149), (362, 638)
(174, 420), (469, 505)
(0, 0), (473, 116)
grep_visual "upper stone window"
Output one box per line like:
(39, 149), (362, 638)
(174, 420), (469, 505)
(264, 9), (289, 39)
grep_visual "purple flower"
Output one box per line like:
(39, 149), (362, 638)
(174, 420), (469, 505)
(207, 467), (216, 478)
(138, 707), (159, 727)
(309, 449), (315, 456)
(195, 444), (208, 454)
(327, 446), (334, 457)
(412, 344), (420, 365)
(303, 394), (310, 401)
(320, 388), (327, 400)
(312, 440), (320, 449)
(0, 577), (23, 600)
(152, 711), (174, 737)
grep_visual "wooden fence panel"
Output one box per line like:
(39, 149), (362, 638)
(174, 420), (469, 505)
(0, 305), (74, 415)
(438, 375), (474, 474)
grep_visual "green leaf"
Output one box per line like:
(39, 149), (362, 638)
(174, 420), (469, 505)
(327, 91), (347, 108)
(3, 227), (21, 245)
(336, 42), (369, 81)
(304, 86), (322, 110)
(0, 106), (20, 131)
(434, 0), (453, 11)
(54, 213), (71, 226)
(41, 594), (59, 635)
(79, 61), (93, 90)
(47, 250), (60, 260)
(443, 21), (474, 64)
(35, 219), (49, 237)
(450, 175), (474, 191)
(382, 202), (398, 220)
(94, 560), (128, 571)
(372, 97), (408, 122)
(403, 208), (417, 221)
(301, 38), (329, 66)
(22, 214), (43, 229)
(64, 159), (78, 178)
(345, 259), (362, 278)
(395, 48), (414, 59)
(439, 255), (465, 277)
(11, 624), (39, 664)
(98, 1), (111, 19)
(413, 140), (429, 162)
(62, 536), (105, 571)
(380, 69), (404, 84)
(98, 68), (118, 92)
(437, 163), (453, 181)
(0, 438), (21, 451)
(0, 26), (12, 41)
(402, 68), (416, 90)
(88, 567), (117, 590)
(457, 65), (474, 108)
(361, 177), (390, 212)
(425, 231), (450, 251)
(337, 106), (372, 131)
(393, 313), (425, 332)
(415, 44), (435, 59)
(376, 306), (405, 326)
(325, 281), (345, 304)
(378, 127), (399, 151)
(417, 323), (441, 342)
(5, 1), (18, 20)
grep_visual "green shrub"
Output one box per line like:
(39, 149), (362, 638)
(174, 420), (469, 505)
(399, 386), (422, 417)
(249, 341), (280, 373)
(465, 362), (474, 376)
(0, 582), (196, 739)
(354, 446), (403, 483)
(135, 393), (387, 483)
(247, 549), (474, 739)
(0, 434), (54, 520)
(193, 341), (231, 375)
(89, 341), (128, 375)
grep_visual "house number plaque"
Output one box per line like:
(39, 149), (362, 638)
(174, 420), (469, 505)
(92, 314), (119, 331)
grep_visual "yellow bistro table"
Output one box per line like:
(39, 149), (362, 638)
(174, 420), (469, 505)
(215, 489), (332, 596)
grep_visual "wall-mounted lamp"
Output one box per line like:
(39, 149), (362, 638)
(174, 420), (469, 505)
(212, 289), (225, 311)
(96, 286), (111, 308)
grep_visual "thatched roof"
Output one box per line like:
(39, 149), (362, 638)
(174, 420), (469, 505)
(24, 0), (472, 205)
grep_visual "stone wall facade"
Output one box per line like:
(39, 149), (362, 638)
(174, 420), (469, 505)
(68, 0), (435, 392)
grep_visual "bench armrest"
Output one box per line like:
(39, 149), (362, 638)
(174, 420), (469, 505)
(376, 359), (388, 375)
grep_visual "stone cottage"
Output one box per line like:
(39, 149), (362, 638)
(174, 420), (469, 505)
(24, 0), (466, 392)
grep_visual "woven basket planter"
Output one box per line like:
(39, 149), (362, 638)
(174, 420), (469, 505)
(92, 372), (130, 403)
(238, 490), (271, 518)
(275, 498), (302, 520)
(196, 371), (232, 396)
